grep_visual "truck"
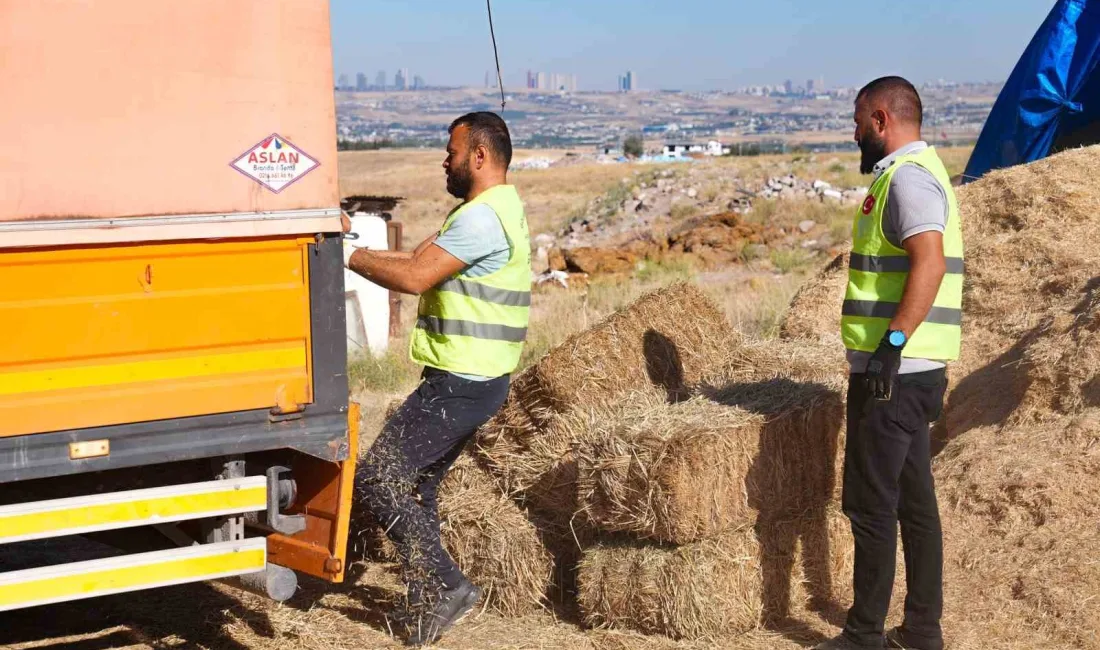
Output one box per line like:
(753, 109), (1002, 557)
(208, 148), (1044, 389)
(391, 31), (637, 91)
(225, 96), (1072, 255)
(0, 0), (359, 609)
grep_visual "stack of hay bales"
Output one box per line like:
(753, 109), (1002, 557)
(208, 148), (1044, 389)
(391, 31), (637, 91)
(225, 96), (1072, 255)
(571, 344), (850, 640)
(474, 283), (741, 585)
(353, 282), (745, 617)
(466, 281), (853, 640)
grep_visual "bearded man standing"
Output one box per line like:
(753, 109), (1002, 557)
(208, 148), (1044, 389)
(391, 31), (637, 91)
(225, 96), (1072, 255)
(816, 77), (963, 650)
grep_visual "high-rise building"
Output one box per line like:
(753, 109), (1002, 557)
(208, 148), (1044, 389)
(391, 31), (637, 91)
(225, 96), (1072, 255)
(620, 71), (636, 92)
(337, 74), (349, 91)
(395, 68), (409, 91)
(412, 75), (425, 90)
(569, 74), (578, 92)
(784, 79), (794, 95)
(356, 72), (368, 92)
(536, 71), (547, 91)
(806, 78), (815, 94)
(526, 70), (536, 89)
(375, 71), (386, 90)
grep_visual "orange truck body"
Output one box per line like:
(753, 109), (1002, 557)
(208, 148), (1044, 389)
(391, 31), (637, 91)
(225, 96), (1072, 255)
(0, 0), (358, 596)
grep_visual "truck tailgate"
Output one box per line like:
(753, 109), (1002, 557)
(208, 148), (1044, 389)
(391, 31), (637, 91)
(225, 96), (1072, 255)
(0, 237), (314, 437)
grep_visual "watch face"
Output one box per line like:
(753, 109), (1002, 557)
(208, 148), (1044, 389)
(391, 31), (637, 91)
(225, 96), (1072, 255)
(889, 330), (907, 347)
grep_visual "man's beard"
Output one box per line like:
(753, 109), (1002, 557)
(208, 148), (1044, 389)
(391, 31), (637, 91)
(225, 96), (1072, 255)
(446, 160), (473, 199)
(859, 130), (888, 175)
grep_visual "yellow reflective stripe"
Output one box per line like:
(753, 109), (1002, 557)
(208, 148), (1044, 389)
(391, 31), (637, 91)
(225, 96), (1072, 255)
(0, 487), (267, 542)
(0, 543), (265, 610)
(0, 346), (306, 396)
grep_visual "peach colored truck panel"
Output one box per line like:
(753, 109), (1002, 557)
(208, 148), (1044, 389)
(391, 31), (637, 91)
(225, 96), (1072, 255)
(0, 0), (341, 246)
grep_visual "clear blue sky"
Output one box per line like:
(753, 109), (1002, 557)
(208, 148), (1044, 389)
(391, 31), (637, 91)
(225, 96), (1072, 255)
(331, 1), (1055, 91)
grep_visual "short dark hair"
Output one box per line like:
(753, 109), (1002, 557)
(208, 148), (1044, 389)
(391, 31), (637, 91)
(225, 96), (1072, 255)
(449, 111), (513, 167)
(856, 76), (923, 127)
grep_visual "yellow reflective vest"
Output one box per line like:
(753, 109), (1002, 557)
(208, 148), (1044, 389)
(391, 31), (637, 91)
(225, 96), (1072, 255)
(842, 146), (964, 360)
(410, 184), (531, 377)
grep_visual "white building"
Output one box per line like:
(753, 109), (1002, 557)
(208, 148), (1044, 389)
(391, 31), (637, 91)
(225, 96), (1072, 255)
(662, 140), (730, 157)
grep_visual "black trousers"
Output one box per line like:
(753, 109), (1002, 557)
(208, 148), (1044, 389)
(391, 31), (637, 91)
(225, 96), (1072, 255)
(842, 369), (947, 647)
(359, 367), (510, 607)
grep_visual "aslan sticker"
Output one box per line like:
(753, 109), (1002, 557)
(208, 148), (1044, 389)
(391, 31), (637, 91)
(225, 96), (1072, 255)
(230, 134), (319, 193)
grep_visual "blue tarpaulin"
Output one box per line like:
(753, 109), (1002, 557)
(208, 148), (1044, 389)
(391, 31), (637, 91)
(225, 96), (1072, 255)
(964, 0), (1100, 182)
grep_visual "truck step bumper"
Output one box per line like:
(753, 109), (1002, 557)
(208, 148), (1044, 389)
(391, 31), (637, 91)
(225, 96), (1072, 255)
(0, 538), (267, 611)
(0, 476), (268, 544)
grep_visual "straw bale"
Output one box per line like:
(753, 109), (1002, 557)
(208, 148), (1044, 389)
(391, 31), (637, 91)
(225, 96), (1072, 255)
(477, 283), (738, 472)
(575, 381), (843, 544)
(577, 509), (852, 640)
(778, 251), (848, 346)
(436, 459), (555, 617)
(707, 336), (849, 387)
(530, 282), (738, 409)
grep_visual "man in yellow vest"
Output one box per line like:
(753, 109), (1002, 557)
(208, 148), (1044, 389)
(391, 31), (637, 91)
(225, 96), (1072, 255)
(343, 112), (530, 646)
(816, 77), (962, 650)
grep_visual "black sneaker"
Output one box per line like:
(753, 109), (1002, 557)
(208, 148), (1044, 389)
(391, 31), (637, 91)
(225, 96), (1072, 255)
(886, 626), (944, 650)
(403, 580), (483, 647)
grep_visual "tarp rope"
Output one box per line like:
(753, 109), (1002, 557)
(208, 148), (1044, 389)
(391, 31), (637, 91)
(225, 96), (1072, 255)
(486, 0), (506, 112)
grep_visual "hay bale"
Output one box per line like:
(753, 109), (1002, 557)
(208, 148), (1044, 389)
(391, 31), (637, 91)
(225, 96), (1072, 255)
(577, 509), (852, 640)
(530, 282), (737, 407)
(575, 382), (843, 544)
(437, 458), (555, 617)
(708, 335), (848, 386)
(778, 251), (848, 345)
(575, 398), (760, 544)
(476, 282), (738, 511)
(349, 456), (552, 618)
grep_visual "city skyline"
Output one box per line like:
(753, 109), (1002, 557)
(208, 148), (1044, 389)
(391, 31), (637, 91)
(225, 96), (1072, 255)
(334, 66), (979, 95)
(330, 1), (1053, 92)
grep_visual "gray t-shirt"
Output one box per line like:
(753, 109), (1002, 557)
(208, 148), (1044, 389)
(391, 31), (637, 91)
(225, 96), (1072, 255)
(435, 203), (511, 277)
(848, 141), (949, 375)
(432, 203), (512, 380)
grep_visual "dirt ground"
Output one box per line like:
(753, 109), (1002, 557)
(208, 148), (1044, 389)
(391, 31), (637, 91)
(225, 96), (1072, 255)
(0, 557), (846, 650)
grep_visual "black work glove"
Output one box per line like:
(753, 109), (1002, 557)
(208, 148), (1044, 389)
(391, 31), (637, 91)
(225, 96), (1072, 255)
(865, 335), (903, 401)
